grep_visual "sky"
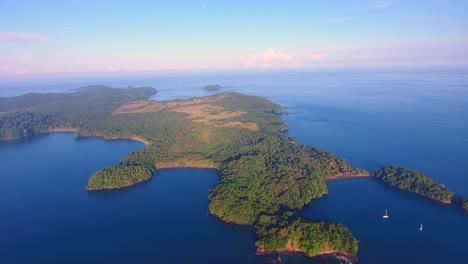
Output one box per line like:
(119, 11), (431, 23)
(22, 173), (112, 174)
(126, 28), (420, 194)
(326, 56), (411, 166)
(0, 0), (467, 78)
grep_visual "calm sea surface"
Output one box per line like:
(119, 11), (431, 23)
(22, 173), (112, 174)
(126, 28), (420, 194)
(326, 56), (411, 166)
(0, 68), (467, 263)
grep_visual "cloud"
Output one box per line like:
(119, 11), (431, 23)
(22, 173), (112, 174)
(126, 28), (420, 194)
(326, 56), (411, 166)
(15, 68), (30, 76)
(303, 42), (468, 67)
(309, 53), (323, 60)
(244, 49), (300, 67)
(328, 17), (353, 24)
(1, 64), (11, 73)
(373, 0), (394, 9)
(0, 32), (51, 43)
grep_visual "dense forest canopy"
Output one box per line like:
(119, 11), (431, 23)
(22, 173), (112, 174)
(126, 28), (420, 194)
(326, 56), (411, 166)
(452, 195), (468, 212)
(0, 86), (363, 258)
(255, 211), (358, 257)
(372, 166), (467, 212)
(2, 86), (465, 259)
(372, 166), (454, 203)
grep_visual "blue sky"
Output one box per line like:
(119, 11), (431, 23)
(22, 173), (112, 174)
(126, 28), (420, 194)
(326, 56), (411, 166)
(0, 0), (467, 77)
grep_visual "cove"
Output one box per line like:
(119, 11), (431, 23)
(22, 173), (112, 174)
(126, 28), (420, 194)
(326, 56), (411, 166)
(302, 179), (468, 264)
(0, 133), (262, 264)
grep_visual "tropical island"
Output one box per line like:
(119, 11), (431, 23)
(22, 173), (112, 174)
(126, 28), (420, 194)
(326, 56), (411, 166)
(203, 84), (223, 90)
(0, 86), (466, 262)
(373, 166), (468, 211)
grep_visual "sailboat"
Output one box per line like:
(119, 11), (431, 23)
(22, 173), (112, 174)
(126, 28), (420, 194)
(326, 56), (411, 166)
(383, 209), (389, 219)
(419, 223), (423, 231)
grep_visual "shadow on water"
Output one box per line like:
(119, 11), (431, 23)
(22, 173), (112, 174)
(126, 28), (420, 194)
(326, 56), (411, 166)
(304, 178), (465, 223)
(279, 254), (348, 264)
(367, 178), (464, 213)
(0, 132), (68, 146)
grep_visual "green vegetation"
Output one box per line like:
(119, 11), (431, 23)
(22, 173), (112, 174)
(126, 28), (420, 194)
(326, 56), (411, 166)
(373, 166), (468, 212)
(2, 85), (465, 260)
(209, 143), (365, 224)
(372, 166), (454, 203)
(86, 164), (155, 190)
(3, 86), (465, 259)
(255, 211), (358, 257)
(203, 84), (222, 90)
(0, 85), (156, 140)
(0, 86), (366, 258)
(452, 195), (468, 212)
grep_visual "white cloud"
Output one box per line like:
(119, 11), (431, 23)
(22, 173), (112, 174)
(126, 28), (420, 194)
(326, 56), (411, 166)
(373, 0), (394, 9)
(15, 68), (30, 76)
(309, 53), (323, 60)
(0, 32), (51, 43)
(303, 42), (468, 67)
(244, 49), (299, 68)
(1, 64), (11, 72)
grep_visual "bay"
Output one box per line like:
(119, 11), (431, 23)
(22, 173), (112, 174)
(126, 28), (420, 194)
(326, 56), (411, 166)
(1, 68), (467, 263)
(0, 134), (261, 264)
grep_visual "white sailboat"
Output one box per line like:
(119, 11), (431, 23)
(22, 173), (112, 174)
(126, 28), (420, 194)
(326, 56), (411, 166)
(383, 209), (389, 219)
(419, 223), (423, 231)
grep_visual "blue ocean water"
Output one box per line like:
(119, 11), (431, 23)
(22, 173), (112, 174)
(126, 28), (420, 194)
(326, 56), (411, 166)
(0, 68), (467, 263)
(0, 134), (262, 264)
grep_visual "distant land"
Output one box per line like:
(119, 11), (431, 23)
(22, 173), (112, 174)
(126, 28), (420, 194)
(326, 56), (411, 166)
(0, 86), (466, 262)
(203, 84), (223, 90)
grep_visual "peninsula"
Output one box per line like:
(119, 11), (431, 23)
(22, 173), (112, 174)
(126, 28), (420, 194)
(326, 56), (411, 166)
(372, 166), (468, 212)
(1, 86), (465, 262)
(0, 86), (362, 260)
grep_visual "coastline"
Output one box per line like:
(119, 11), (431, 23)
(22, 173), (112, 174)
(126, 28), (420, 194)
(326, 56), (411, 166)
(256, 248), (357, 263)
(47, 127), (78, 132)
(325, 173), (453, 205)
(85, 175), (153, 191)
(46, 127), (150, 146)
(209, 212), (252, 227)
(324, 174), (372, 183)
(380, 181), (452, 205)
(156, 164), (218, 170)
(89, 135), (150, 147)
(86, 163), (219, 192)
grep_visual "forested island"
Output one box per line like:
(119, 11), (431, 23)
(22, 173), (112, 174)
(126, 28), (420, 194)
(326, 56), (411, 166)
(203, 84), (223, 90)
(0, 85), (363, 260)
(373, 166), (468, 212)
(0, 86), (466, 262)
(255, 211), (358, 258)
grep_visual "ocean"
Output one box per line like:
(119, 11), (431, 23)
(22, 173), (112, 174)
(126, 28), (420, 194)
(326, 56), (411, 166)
(0, 68), (467, 263)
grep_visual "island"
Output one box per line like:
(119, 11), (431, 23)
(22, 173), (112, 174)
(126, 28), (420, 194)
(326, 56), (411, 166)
(0, 86), (466, 262)
(373, 166), (468, 212)
(203, 84), (223, 90)
(255, 211), (358, 259)
(0, 85), (363, 260)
